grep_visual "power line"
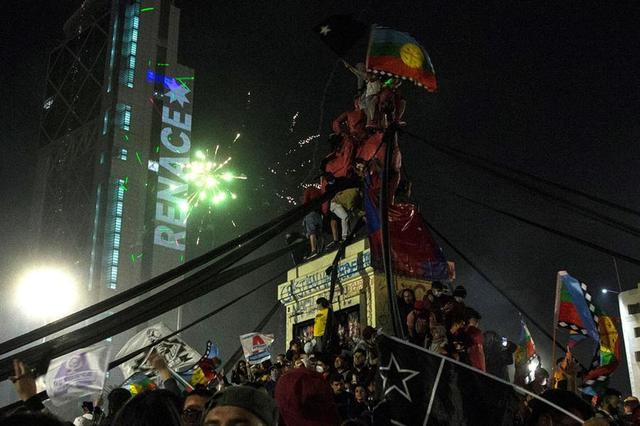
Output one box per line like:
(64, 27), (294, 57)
(439, 137), (640, 218)
(438, 187), (640, 267)
(404, 130), (640, 239)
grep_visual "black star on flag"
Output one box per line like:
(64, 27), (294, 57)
(373, 334), (585, 425)
(312, 14), (368, 57)
(379, 354), (420, 402)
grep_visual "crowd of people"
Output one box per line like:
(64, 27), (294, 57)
(2, 289), (639, 425)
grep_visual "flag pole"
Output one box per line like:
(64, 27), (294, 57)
(551, 272), (563, 380)
(380, 128), (403, 339)
(365, 24), (375, 71)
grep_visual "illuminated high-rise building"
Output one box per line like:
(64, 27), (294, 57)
(31, 0), (194, 312)
(619, 285), (640, 396)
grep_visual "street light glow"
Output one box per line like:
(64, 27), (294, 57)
(14, 267), (78, 321)
(601, 288), (608, 294)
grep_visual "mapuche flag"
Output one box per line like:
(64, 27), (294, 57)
(554, 271), (620, 394)
(555, 271), (600, 346)
(373, 334), (586, 425)
(582, 308), (621, 395)
(519, 318), (536, 359)
(366, 25), (437, 91)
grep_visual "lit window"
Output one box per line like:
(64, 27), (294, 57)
(120, 2), (139, 88)
(119, 148), (128, 160)
(116, 104), (132, 131)
(105, 178), (125, 290)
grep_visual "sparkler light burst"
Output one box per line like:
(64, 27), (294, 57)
(180, 147), (246, 216)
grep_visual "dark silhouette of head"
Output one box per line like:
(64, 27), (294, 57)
(112, 389), (182, 426)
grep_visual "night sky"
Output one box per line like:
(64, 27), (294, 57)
(1, 0), (639, 407)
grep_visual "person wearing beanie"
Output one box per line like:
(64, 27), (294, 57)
(202, 386), (278, 426)
(453, 285), (467, 302)
(275, 368), (340, 426)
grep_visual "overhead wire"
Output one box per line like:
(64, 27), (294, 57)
(404, 130), (640, 239)
(438, 188), (640, 267)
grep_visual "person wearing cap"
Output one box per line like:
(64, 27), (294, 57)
(202, 386), (278, 426)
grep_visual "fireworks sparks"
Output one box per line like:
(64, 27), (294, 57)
(233, 132), (241, 144)
(298, 133), (319, 147)
(275, 192), (297, 205)
(289, 112), (299, 133)
(180, 147), (246, 216)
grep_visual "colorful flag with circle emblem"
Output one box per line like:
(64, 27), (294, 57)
(366, 25), (437, 91)
(518, 318), (536, 359)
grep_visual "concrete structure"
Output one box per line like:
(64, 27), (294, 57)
(277, 238), (434, 345)
(619, 284), (640, 396)
(31, 0), (194, 323)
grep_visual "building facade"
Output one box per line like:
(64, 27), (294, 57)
(277, 238), (434, 347)
(619, 284), (640, 396)
(31, 0), (194, 317)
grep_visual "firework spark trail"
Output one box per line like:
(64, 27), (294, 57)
(289, 112), (299, 133)
(298, 134), (320, 147)
(233, 133), (241, 144)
